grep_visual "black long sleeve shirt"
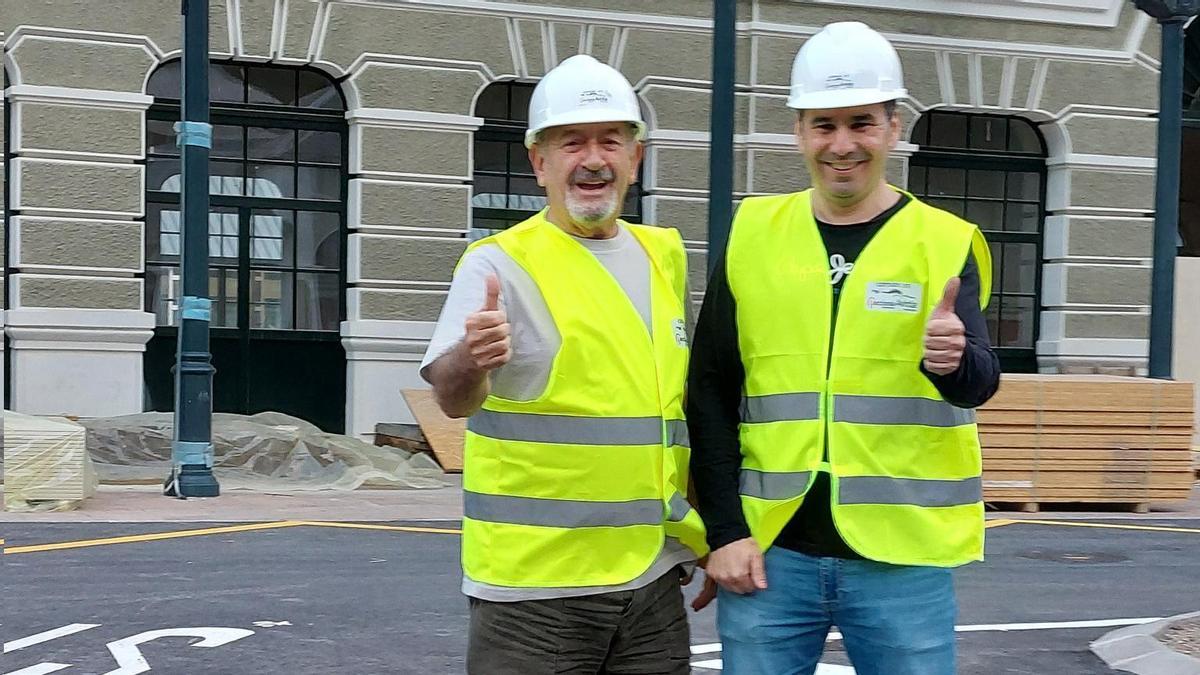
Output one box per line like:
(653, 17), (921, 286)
(687, 194), (1002, 557)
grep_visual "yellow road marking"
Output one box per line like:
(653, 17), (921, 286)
(985, 519), (1015, 529)
(4, 521), (308, 555)
(1011, 519), (1200, 535)
(296, 520), (463, 535)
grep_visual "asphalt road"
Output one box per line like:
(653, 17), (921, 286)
(3, 518), (1197, 674)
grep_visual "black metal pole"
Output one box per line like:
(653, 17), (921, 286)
(166, 0), (219, 497)
(707, 0), (736, 275)
(1148, 16), (1186, 379)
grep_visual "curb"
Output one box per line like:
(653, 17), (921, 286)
(1091, 611), (1200, 674)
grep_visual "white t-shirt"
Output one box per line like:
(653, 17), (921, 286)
(419, 225), (696, 601)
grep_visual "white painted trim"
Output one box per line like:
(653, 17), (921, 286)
(309, 0), (333, 62)
(10, 157), (145, 219)
(5, 26), (164, 60)
(346, 108), (484, 131)
(1036, 337), (1149, 357)
(229, 0), (246, 56)
(270, 0), (288, 59)
(1047, 153), (1156, 171)
(330, 0), (712, 31)
(5, 85), (153, 109)
(345, 52), (497, 81)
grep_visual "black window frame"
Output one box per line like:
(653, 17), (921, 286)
(909, 111), (1048, 373)
(143, 60), (349, 342)
(471, 80), (644, 234)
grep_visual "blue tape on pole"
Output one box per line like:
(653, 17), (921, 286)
(174, 440), (214, 467)
(180, 296), (212, 322)
(174, 120), (213, 149)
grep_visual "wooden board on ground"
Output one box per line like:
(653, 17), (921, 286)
(401, 389), (465, 472)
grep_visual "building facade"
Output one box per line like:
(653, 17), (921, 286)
(1, 0), (1195, 438)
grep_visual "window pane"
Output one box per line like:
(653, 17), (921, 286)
(623, 189), (642, 217)
(297, 211), (341, 268)
(985, 297), (1001, 345)
(248, 163), (295, 198)
(967, 170), (1004, 198)
(249, 270), (293, 329)
(927, 167), (966, 197)
(475, 141), (507, 172)
(210, 125), (244, 160)
(1004, 202), (1041, 232)
(999, 296), (1035, 348)
(247, 66), (296, 106)
(970, 117), (1007, 151)
(966, 200), (1004, 230)
(509, 175), (541, 196)
(208, 267), (239, 328)
(508, 143), (534, 174)
(509, 84), (534, 122)
(298, 130), (341, 164)
(147, 157), (181, 192)
(211, 160), (245, 196)
(249, 127), (296, 161)
(911, 116), (930, 146)
(148, 204), (181, 261)
(1007, 172), (1041, 201)
(147, 120), (179, 156)
(907, 165), (926, 193)
(298, 70), (342, 109)
(251, 210), (294, 266)
(146, 265), (180, 325)
(210, 63), (244, 103)
(927, 198), (964, 217)
(1009, 120), (1042, 153)
(928, 113), (968, 149)
(296, 272), (340, 330)
(297, 166), (340, 200)
(475, 84), (509, 119)
(209, 210), (240, 260)
(147, 61), (181, 99)
(1002, 243), (1039, 294)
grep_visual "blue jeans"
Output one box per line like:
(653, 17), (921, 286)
(717, 547), (957, 675)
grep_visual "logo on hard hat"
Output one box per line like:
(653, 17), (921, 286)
(578, 89), (612, 106)
(824, 74), (854, 91)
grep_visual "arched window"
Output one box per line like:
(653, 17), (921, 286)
(909, 111), (1047, 373)
(471, 81), (644, 236)
(142, 61), (348, 431)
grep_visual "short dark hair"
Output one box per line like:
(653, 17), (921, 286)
(796, 99), (898, 123)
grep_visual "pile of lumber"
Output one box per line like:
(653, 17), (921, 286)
(374, 390), (465, 473)
(978, 374), (1196, 511)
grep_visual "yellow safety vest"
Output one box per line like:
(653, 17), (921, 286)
(461, 211), (708, 588)
(726, 190), (992, 567)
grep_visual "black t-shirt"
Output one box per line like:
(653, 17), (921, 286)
(687, 192), (1001, 558)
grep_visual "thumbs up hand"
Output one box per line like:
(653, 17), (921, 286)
(923, 277), (966, 376)
(463, 274), (512, 373)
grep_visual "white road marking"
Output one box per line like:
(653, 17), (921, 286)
(103, 627), (255, 675)
(689, 617), (1163, 671)
(251, 621), (292, 628)
(4, 665), (72, 675)
(5, 624), (101, 653)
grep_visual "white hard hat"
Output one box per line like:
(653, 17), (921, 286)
(788, 22), (906, 110)
(525, 54), (646, 148)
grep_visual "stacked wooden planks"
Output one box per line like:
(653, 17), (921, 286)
(978, 374), (1196, 510)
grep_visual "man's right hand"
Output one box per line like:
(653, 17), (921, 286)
(705, 537), (767, 594)
(463, 274), (512, 372)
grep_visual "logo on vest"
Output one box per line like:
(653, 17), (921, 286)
(672, 318), (688, 347)
(865, 282), (922, 314)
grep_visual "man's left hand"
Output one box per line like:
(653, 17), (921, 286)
(923, 277), (966, 376)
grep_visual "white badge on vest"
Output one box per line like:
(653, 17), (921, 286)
(672, 318), (688, 347)
(865, 281), (922, 314)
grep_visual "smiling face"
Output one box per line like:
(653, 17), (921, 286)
(795, 103), (901, 210)
(530, 122), (643, 237)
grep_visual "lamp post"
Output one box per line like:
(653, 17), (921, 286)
(1134, 0), (1199, 378)
(707, 0), (736, 275)
(165, 0), (219, 497)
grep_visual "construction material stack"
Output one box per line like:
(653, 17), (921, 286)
(978, 374), (1196, 512)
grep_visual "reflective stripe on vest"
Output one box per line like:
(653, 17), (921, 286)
(667, 420), (690, 448)
(740, 393), (822, 423)
(839, 476), (983, 507)
(833, 395), (975, 427)
(666, 492), (692, 522)
(464, 491), (664, 528)
(739, 469), (813, 500)
(469, 410), (673, 446)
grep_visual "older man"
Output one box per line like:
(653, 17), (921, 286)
(688, 22), (1001, 675)
(420, 54), (707, 674)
